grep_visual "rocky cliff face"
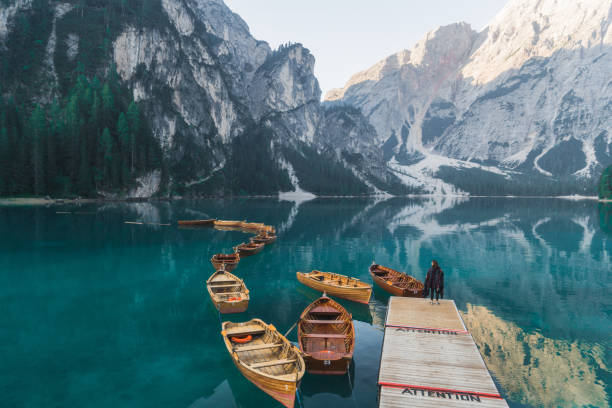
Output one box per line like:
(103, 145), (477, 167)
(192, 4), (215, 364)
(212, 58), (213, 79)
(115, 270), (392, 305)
(1, 0), (396, 197)
(326, 0), (612, 195)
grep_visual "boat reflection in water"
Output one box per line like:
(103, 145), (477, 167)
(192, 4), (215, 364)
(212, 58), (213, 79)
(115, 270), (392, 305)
(300, 357), (356, 398)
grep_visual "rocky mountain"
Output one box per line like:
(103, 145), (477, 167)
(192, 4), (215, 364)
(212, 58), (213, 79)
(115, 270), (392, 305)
(0, 0), (404, 198)
(325, 0), (612, 195)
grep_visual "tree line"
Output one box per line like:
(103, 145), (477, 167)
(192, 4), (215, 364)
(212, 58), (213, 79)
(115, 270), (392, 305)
(0, 73), (162, 197)
(599, 165), (612, 199)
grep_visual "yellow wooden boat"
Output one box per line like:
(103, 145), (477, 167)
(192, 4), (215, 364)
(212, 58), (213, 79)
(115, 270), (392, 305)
(240, 221), (266, 230)
(211, 253), (240, 272)
(234, 242), (265, 257)
(206, 269), (249, 313)
(250, 233), (277, 244)
(214, 220), (246, 227)
(221, 319), (305, 408)
(296, 271), (372, 304)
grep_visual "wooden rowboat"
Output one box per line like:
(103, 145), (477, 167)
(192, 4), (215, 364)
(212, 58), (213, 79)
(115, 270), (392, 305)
(369, 263), (424, 297)
(298, 295), (354, 375)
(211, 253), (240, 272)
(240, 221), (266, 230)
(214, 220), (246, 227)
(296, 271), (372, 304)
(177, 219), (215, 226)
(261, 226), (276, 234)
(206, 269), (249, 313)
(250, 233), (277, 245)
(221, 319), (305, 408)
(234, 242), (264, 257)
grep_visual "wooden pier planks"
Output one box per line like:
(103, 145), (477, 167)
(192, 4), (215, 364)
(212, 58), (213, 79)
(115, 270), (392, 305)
(378, 297), (509, 408)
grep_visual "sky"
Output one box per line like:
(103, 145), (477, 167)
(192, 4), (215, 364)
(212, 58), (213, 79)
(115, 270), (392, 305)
(223, 0), (510, 97)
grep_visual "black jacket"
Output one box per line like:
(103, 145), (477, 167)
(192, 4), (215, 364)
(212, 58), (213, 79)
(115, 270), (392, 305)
(425, 266), (444, 290)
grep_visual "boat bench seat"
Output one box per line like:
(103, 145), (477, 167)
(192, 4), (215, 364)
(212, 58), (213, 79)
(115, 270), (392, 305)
(226, 328), (265, 336)
(235, 343), (283, 352)
(250, 359), (296, 369)
(210, 280), (238, 285)
(217, 291), (245, 296)
(210, 283), (241, 287)
(303, 319), (346, 324)
(302, 333), (347, 339)
(310, 306), (341, 315)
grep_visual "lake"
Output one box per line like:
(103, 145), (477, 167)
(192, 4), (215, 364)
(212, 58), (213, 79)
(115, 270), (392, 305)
(0, 197), (610, 408)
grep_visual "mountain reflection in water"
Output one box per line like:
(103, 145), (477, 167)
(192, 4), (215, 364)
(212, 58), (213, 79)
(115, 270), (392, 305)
(0, 197), (610, 408)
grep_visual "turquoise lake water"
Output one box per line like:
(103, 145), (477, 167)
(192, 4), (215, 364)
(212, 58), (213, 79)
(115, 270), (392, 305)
(1, 197), (610, 408)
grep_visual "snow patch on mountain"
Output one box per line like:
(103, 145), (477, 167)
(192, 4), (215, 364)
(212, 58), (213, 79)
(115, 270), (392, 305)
(325, 0), (612, 194)
(278, 158), (316, 201)
(0, 0), (32, 44)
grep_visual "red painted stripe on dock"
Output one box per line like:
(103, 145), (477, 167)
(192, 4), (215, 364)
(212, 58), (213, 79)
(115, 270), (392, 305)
(378, 382), (503, 399)
(385, 324), (469, 334)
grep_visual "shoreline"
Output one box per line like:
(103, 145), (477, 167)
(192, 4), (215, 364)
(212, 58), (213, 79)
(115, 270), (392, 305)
(0, 194), (606, 206)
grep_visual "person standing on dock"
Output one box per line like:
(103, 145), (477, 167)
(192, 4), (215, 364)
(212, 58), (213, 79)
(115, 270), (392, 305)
(425, 260), (444, 304)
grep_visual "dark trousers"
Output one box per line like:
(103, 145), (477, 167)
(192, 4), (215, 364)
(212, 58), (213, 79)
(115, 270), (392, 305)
(429, 287), (443, 301)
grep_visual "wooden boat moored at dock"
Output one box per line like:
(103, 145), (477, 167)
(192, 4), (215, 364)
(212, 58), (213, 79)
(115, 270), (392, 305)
(296, 271), (372, 304)
(214, 220), (246, 228)
(298, 295), (354, 375)
(240, 221), (266, 230)
(250, 233), (277, 245)
(369, 263), (423, 297)
(221, 319), (305, 408)
(206, 269), (249, 313)
(234, 242), (265, 257)
(261, 226), (276, 234)
(177, 219), (215, 226)
(211, 253), (240, 272)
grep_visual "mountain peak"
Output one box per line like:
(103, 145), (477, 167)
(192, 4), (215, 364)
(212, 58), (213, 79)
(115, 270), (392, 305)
(462, 0), (612, 84)
(324, 22), (477, 101)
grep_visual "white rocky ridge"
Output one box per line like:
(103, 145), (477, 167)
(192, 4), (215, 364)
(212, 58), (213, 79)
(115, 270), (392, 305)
(326, 0), (612, 194)
(0, 0), (32, 45)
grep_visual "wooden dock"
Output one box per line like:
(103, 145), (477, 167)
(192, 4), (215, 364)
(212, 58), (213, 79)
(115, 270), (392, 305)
(378, 297), (509, 408)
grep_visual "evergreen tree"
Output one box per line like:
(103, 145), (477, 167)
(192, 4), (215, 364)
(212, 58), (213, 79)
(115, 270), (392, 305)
(100, 127), (114, 187)
(127, 102), (139, 172)
(117, 111), (131, 182)
(29, 104), (46, 195)
(0, 127), (8, 194)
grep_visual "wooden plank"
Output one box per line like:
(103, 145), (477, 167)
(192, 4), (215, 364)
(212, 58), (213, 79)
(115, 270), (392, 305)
(379, 386), (509, 408)
(250, 359), (296, 369)
(225, 326), (265, 336)
(378, 297), (508, 408)
(235, 343), (283, 352)
(301, 333), (346, 339)
(379, 330), (499, 395)
(385, 297), (466, 332)
(302, 319), (346, 324)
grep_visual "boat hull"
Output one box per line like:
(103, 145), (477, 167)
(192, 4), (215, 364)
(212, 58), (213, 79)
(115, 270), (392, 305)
(222, 319), (304, 408)
(177, 219), (215, 226)
(303, 355), (351, 375)
(250, 235), (277, 244)
(235, 244), (264, 257)
(211, 260), (239, 272)
(233, 359), (298, 408)
(214, 220), (245, 228)
(211, 254), (240, 272)
(214, 298), (249, 314)
(296, 272), (372, 304)
(369, 265), (423, 297)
